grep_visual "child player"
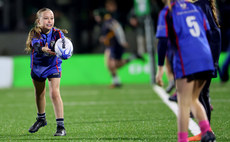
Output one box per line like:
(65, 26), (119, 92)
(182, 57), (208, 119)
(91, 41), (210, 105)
(25, 8), (67, 136)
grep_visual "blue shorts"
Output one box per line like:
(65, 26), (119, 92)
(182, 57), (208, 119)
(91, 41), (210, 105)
(109, 46), (124, 60)
(31, 71), (61, 82)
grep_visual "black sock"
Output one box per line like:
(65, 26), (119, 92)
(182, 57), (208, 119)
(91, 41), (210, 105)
(37, 113), (46, 119)
(56, 118), (64, 128)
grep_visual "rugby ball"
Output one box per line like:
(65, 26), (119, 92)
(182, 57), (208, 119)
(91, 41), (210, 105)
(55, 37), (73, 60)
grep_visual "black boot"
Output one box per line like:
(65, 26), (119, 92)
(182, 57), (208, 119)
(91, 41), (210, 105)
(29, 117), (47, 133)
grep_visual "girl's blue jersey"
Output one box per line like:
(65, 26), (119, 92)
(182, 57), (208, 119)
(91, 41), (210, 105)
(30, 28), (64, 78)
(156, 1), (214, 79)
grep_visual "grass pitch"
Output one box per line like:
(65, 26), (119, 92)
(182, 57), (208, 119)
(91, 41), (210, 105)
(0, 83), (229, 141)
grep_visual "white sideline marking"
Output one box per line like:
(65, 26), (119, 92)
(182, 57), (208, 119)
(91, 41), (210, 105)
(153, 85), (201, 135)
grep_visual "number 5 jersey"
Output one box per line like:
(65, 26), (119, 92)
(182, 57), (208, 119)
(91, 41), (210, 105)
(156, 0), (214, 79)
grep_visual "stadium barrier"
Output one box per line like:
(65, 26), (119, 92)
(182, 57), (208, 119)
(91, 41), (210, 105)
(0, 57), (13, 88)
(0, 53), (227, 88)
(13, 54), (150, 87)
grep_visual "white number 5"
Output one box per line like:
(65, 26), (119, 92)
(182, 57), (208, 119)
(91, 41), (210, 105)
(186, 16), (200, 37)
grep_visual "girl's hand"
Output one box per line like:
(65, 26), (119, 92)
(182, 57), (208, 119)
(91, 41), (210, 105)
(42, 43), (56, 55)
(156, 66), (164, 87)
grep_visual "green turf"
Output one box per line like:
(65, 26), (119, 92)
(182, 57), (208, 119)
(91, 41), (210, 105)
(0, 83), (229, 141)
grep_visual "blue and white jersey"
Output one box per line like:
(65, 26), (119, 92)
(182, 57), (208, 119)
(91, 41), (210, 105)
(157, 1), (214, 79)
(30, 27), (64, 78)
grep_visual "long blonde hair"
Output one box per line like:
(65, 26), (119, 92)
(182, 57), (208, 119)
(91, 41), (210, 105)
(186, 0), (220, 27)
(25, 8), (68, 53)
(209, 0), (220, 27)
(166, 0), (172, 11)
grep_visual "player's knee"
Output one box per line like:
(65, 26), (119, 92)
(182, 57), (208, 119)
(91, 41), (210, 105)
(50, 90), (60, 100)
(35, 90), (46, 98)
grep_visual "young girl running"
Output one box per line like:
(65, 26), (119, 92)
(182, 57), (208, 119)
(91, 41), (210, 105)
(156, 0), (215, 141)
(25, 8), (67, 136)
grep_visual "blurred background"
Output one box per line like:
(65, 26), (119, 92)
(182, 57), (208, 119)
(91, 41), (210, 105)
(0, 0), (230, 88)
(0, 0), (165, 55)
(0, 0), (229, 55)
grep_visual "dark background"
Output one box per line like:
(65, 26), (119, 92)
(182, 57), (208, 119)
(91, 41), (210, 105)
(0, 0), (164, 55)
(0, 0), (230, 55)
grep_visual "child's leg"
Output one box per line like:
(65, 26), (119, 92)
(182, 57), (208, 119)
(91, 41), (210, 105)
(33, 80), (46, 114)
(48, 78), (66, 136)
(29, 80), (47, 133)
(191, 80), (211, 134)
(48, 78), (63, 119)
(176, 78), (194, 142)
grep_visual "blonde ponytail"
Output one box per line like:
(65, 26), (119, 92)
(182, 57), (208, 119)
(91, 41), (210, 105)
(167, 0), (172, 11)
(25, 25), (42, 52)
(209, 0), (220, 27)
